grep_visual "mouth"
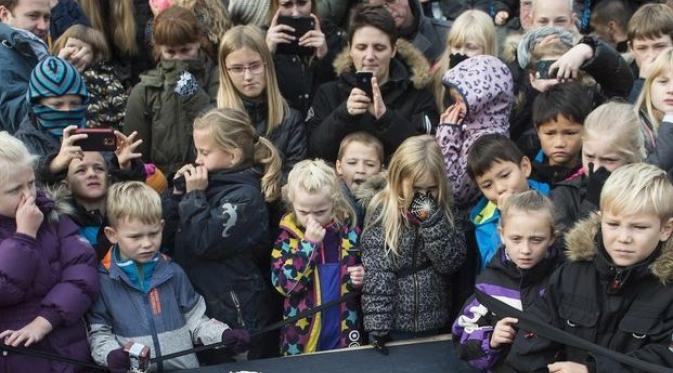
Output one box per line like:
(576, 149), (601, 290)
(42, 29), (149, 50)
(664, 99), (673, 106)
(86, 181), (102, 188)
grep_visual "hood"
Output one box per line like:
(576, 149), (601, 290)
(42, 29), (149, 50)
(565, 214), (673, 284)
(353, 171), (388, 227)
(333, 38), (431, 89)
(442, 55), (514, 128)
(206, 166), (262, 197)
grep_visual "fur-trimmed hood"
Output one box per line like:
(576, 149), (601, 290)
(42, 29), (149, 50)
(332, 39), (431, 89)
(565, 214), (673, 284)
(353, 171), (387, 227)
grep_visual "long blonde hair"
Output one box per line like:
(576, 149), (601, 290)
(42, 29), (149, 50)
(79, 0), (138, 56)
(433, 10), (496, 111)
(217, 25), (287, 135)
(584, 102), (646, 164)
(193, 108), (282, 201)
(284, 159), (357, 227)
(366, 135), (454, 255)
(636, 48), (673, 132)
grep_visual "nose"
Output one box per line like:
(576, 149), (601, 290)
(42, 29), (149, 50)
(290, 5), (301, 17)
(617, 228), (631, 243)
(521, 241), (533, 255)
(364, 46), (376, 60)
(37, 17), (48, 32)
(553, 135), (566, 148)
(494, 181), (507, 195)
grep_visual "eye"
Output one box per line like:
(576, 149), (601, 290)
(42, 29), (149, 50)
(499, 172), (511, 179)
(605, 221), (619, 227)
(633, 225), (649, 230)
(531, 237), (544, 243)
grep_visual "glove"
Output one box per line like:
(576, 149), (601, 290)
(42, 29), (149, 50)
(370, 333), (391, 356)
(221, 328), (251, 354)
(409, 192), (438, 223)
(174, 71), (199, 98)
(448, 53), (469, 69)
(585, 163), (611, 208)
(106, 348), (130, 373)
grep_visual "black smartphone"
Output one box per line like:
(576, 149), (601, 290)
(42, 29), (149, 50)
(355, 71), (373, 98)
(73, 128), (117, 152)
(535, 60), (558, 80)
(276, 15), (316, 56)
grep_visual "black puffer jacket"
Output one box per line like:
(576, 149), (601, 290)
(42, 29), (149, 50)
(550, 173), (596, 235)
(507, 215), (673, 372)
(242, 98), (307, 178)
(307, 39), (439, 163)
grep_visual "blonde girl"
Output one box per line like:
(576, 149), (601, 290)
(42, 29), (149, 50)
(432, 10), (496, 112)
(636, 47), (673, 171)
(360, 135), (466, 344)
(271, 159), (363, 355)
(162, 107), (280, 359)
(218, 25), (306, 177)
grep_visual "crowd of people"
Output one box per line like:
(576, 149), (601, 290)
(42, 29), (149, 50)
(1, 0), (673, 371)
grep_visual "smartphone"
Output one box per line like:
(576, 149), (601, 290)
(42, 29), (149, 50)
(276, 15), (316, 56)
(73, 128), (117, 152)
(535, 60), (558, 80)
(355, 71), (373, 98)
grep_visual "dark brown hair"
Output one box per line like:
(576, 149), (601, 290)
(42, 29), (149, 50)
(348, 4), (397, 46)
(152, 5), (200, 60)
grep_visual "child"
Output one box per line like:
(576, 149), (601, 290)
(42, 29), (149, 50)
(552, 102), (645, 233)
(436, 55), (514, 210)
(0, 132), (99, 372)
(453, 190), (560, 371)
(467, 134), (550, 270)
(508, 163), (673, 371)
(87, 181), (249, 371)
(636, 47), (673, 173)
(531, 81), (593, 184)
(335, 132), (384, 228)
(361, 135), (466, 346)
(162, 107), (281, 359)
(271, 159), (363, 356)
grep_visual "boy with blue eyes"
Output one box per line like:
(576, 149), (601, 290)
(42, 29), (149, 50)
(467, 134), (549, 270)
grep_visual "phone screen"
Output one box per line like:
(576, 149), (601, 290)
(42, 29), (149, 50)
(355, 71), (373, 98)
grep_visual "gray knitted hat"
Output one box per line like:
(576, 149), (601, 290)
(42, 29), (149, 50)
(517, 26), (576, 70)
(228, 0), (271, 27)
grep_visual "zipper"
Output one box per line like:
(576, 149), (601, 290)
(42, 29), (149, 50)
(143, 295), (163, 372)
(412, 239), (419, 332)
(230, 290), (246, 328)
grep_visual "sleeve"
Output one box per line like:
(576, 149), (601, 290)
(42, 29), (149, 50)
(581, 37), (634, 99)
(0, 233), (42, 306)
(550, 184), (582, 235)
(281, 110), (308, 177)
(306, 85), (356, 161)
(36, 152), (67, 186)
(108, 157), (147, 183)
(361, 224), (397, 335)
(160, 192), (181, 256)
(0, 70), (29, 134)
(123, 84), (152, 164)
(645, 115), (673, 173)
(419, 211), (466, 275)
(39, 217), (99, 328)
(177, 189), (268, 261)
(451, 294), (501, 370)
(87, 291), (122, 367)
(270, 230), (320, 297)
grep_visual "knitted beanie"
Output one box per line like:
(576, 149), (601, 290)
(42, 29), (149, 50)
(28, 56), (89, 103)
(517, 26), (576, 70)
(228, 0), (270, 28)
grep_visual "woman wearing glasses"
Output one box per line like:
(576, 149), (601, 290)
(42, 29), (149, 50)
(218, 25), (307, 178)
(124, 6), (219, 177)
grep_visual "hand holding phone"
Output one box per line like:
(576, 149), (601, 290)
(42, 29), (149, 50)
(535, 60), (558, 80)
(355, 71), (373, 98)
(275, 15), (316, 56)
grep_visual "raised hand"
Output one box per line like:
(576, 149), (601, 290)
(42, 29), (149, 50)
(114, 131), (143, 170)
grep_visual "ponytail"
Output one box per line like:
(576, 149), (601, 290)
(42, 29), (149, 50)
(254, 136), (282, 202)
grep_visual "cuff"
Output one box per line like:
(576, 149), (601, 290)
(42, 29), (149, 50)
(39, 306), (63, 329)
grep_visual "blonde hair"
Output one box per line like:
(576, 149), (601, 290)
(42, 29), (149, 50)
(337, 131), (384, 164)
(217, 25), (287, 135)
(52, 25), (110, 63)
(366, 135), (453, 255)
(194, 108), (282, 201)
(433, 10), (496, 111)
(499, 190), (556, 236)
(584, 102), (646, 164)
(0, 132), (37, 183)
(78, 0), (105, 36)
(106, 181), (162, 227)
(636, 48), (673, 132)
(284, 159), (357, 227)
(600, 163), (673, 220)
(626, 3), (673, 42)
(109, 0), (138, 56)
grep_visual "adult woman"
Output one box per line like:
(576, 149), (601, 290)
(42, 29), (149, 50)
(218, 25), (306, 177)
(266, 0), (346, 115)
(306, 4), (438, 163)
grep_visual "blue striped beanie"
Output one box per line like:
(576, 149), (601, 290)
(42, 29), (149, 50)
(28, 56), (88, 103)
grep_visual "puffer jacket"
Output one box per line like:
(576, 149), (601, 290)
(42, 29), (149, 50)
(436, 55), (514, 209)
(507, 215), (673, 372)
(307, 39), (438, 163)
(0, 192), (99, 372)
(361, 208), (466, 335)
(403, 0), (451, 64)
(124, 56), (218, 176)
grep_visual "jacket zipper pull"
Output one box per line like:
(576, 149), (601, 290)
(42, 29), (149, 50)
(230, 290), (246, 328)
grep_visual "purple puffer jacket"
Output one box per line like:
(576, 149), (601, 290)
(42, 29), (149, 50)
(436, 55), (514, 209)
(0, 192), (99, 372)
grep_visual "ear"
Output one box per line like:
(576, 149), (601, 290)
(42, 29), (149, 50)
(103, 226), (118, 245)
(0, 6), (11, 23)
(659, 217), (673, 241)
(335, 159), (343, 176)
(231, 148), (244, 166)
(607, 20), (617, 33)
(497, 223), (504, 241)
(520, 156), (532, 178)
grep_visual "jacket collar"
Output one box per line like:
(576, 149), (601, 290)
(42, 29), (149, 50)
(0, 22), (43, 60)
(489, 245), (560, 287)
(101, 248), (174, 291)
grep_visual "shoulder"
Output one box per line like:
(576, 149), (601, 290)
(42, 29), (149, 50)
(282, 107), (304, 126)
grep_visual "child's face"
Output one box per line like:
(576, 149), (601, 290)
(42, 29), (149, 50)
(475, 159), (531, 206)
(336, 141), (382, 192)
(159, 42), (200, 61)
(499, 209), (554, 270)
(630, 35), (673, 72)
(0, 167), (36, 218)
(39, 94), (83, 111)
(292, 186), (334, 227)
(194, 128), (238, 172)
(66, 152), (108, 203)
(536, 115), (583, 167)
(601, 210), (673, 267)
(104, 218), (164, 263)
(650, 70), (673, 114)
(581, 135), (627, 174)
(450, 39), (484, 58)
(411, 172), (439, 199)
(225, 47), (267, 99)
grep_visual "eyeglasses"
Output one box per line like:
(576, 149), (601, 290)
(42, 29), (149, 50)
(226, 61), (265, 76)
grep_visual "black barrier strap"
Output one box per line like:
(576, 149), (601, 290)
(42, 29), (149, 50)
(149, 290), (362, 364)
(474, 289), (671, 373)
(0, 342), (107, 371)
